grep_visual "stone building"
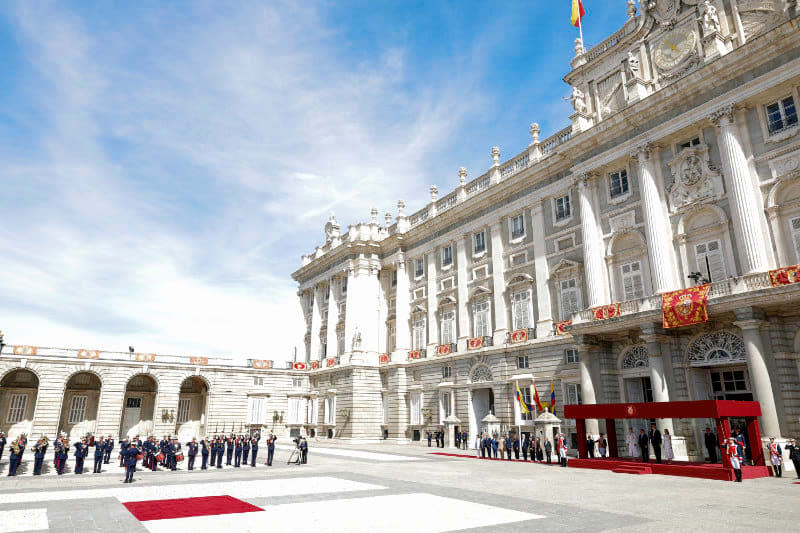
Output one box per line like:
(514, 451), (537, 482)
(292, 2), (800, 466)
(0, 343), (304, 441)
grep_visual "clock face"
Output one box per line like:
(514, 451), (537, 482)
(654, 28), (697, 71)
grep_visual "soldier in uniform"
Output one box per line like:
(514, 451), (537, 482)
(250, 432), (260, 466)
(55, 437), (68, 475)
(169, 438), (180, 471)
(234, 436), (243, 467)
(786, 438), (800, 479)
(74, 437), (88, 474)
(216, 436), (225, 469)
(557, 433), (569, 467)
(119, 437), (129, 467)
(726, 437), (743, 482)
(122, 442), (139, 483)
(267, 432), (276, 466)
(0, 431), (6, 462)
(7, 436), (25, 476)
(32, 437), (47, 475)
(242, 435), (250, 465)
(768, 437), (783, 477)
(201, 437), (210, 470)
(186, 438), (198, 470)
(93, 436), (105, 473)
(209, 435), (217, 467)
(226, 433), (234, 465)
(103, 436), (114, 464)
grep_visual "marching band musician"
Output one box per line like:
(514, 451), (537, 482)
(122, 441), (140, 483)
(226, 433), (234, 465)
(201, 437), (210, 470)
(73, 436), (88, 474)
(55, 437), (68, 475)
(7, 435), (25, 476)
(170, 438), (181, 471)
(0, 431), (6, 462)
(103, 436), (114, 464)
(92, 435), (105, 473)
(727, 437), (743, 482)
(250, 432), (260, 467)
(33, 437), (47, 475)
(148, 436), (158, 471)
(119, 437), (129, 467)
(242, 435), (250, 465)
(234, 435), (243, 467)
(187, 438), (198, 471)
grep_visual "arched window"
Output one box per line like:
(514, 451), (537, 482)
(621, 345), (649, 369)
(687, 331), (746, 366)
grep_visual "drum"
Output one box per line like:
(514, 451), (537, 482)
(136, 453), (144, 460)
(176, 453), (185, 462)
(156, 453), (165, 462)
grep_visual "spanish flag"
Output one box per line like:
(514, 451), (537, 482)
(549, 381), (557, 416)
(515, 383), (532, 415)
(571, 0), (586, 28)
(531, 381), (545, 411)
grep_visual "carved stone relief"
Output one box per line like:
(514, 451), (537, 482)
(597, 71), (626, 117)
(767, 149), (800, 179)
(738, 1), (785, 40)
(609, 211), (637, 233)
(667, 144), (724, 212)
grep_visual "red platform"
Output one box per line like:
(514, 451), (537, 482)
(568, 457), (770, 481)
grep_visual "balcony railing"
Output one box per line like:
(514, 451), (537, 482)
(506, 328), (534, 344)
(435, 343), (457, 356)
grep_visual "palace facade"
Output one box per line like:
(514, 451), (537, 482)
(292, 1), (800, 465)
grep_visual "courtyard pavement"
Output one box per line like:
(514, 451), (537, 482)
(0, 440), (797, 532)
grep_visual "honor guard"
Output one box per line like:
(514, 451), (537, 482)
(200, 438), (210, 470)
(93, 436), (105, 473)
(226, 434), (234, 465)
(250, 432), (260, 467)
(103, 436), (114, 464)
(55, 437), (68, 475)
(234, 436), (243, 467)
(187, 438), (198, 470)
(148, 436), (158, 471)
(266, 432), (276, 466)
(73, 437), (88, 474)
(216, 437), (224, 468)
(119, 437), (129, 467)
(7, 436), (25, 477)
(242, 436), (250, 465)
(122, 443), (139, 483)
(209, 435), (217, 468)
(727, 437), (743, 482)
(0, 431), (6, 462)
(33, 437), (47, 475)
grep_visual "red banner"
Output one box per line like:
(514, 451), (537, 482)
(555, 320), (571, 336)
(251, 359), (272, 369)
(436, 344), (451, 356)
(326, 357), (337, 367)
(292, 362), (307, 371)
(769, 265), (800, 286)
(662, 284), (711, 329)
(592, 303), (621, 321)
(310, 361), (319, 370)
(509, 329), (529, 344)
(408, 350), (421, 360)
(379, 353), (390, 364)
(13, 345), (38, 356)
(190, 357), (209, 366)
(467, 337), (483, 350)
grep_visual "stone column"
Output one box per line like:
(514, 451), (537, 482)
(489, 221), (507, 344)
(530, 202), (553, 336)
(309, 284), (323, 362)
(766, 207), (790, 267)
(343, 267), (357, 355)
(577, 174), (609, 308)
(640, 324), (674, 434)
(456, 236), (470, 353)
(389, 368), (409, 443)
(96, 385), (126, 437)
(360, 265), (382, 355)
(574, 335), (600, 436)
(630, 144), (680, 293)
(426, 251), (439, 354)
(394, 256), (411, 359)
(733, 308), (782, 438)
(326, 276), (340, 359)
(710, 105), (771, 274)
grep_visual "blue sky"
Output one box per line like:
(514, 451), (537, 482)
(0, 1), (628, 360)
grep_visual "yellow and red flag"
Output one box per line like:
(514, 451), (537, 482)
(515, 383), (532, 415)
(769, 264), (800, 286)
(531, 381), (545, 411)
(661, 284), (711, 329)
(571, 0), (586, 28)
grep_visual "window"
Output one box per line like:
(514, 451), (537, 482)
(308, 398), (318, 426)
(555, 194), (571, 221)
(381, 393), (388, 425)
(473, 231), (486, 254)
(323, 284), (330, 302)
(413, 287), (425, 300)
(253, 376), (264, 386)
(609, 169), (629, 198)
(473, 300), (491, 337)
(442, 244), (453, 267)
(320, 340), (327, 358)
(566, 383), (582, 405)
(6, 394), (27, 424)
(125, 397), (142, 409)
(337, 330), (345, 356)
(67, 395), (87, 425)
(247, 397), (266, 425)
(559, 278), (581, 321)
(790, 217), (800, 262)
(387, 324), (396, 353)
(766, 96), (798, 135)
(711, 370), (749, 395)
(695, 240), (727, 282)
(324, 396), (336, 425)
(391, 270), (397, 287)
(410, 393), (422, 425)
(440, 392), (452, 421)
(472, 265), (488, 280)
(442, 366), (452, 379)
(510, 252), (527, 267)
(517, 355), (530, 369)
(341, 277), (348, 295)
(511, 289), (532, 330)
(565, 348), (579, 364)
(556, 236), (574, 251)
(679, 137), (701, 150)
(440, 310), (456, 345)
(621, 261), (645, 301)
(292, 378), (303, 388)
(413, 317), (426, 350)
(519, 387), (533, 421)
(414, 258), (424, 278)
(177, 398), (191, 424)
(511, 214), (525, 240)
(441, 277), (454, 290)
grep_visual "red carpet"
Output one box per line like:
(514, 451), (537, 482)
(429, 452), (558, 465)
(123, 495), (263, 521)
(568, 457), (770, 481)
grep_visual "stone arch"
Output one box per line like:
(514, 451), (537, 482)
(676, 204), (729, 235)
(58, 371), (103, 440)
(767, 175), (800, 209)
(119, 373), (159, 439)
(619, 345), (649, 369)
(469, 363), (493, 384)
(0, 368), (40, 439)
(176, 375), (209, 439)
(606, 228), (647, 257)
(686, 331), (746, 367)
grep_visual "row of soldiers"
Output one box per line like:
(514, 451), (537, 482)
(1, 430), (279, 478)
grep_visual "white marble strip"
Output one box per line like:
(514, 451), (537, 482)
(274, 444), (422, 462)
(0, 509), (48, 532)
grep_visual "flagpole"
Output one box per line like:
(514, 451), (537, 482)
(578, 4), (585, 48)
(516, 380), (523, 443)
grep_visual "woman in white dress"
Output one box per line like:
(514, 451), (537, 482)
(663, 428), (674, 462)
(625, 427), (638, 458)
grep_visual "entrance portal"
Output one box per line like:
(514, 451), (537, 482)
(58, 372), (101, 440)
(120, 374), (157, 438)
(470, 388), (495, 441)
(176, 376), (208, 440)
(0, 369), (39, 439)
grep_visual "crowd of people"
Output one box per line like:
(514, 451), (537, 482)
(471, 432), (568, 466)
(0, 430), (288, 483)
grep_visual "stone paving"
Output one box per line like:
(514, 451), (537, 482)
(0, 441), (797, 532)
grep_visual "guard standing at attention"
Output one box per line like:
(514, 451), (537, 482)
(250, 432), (260, 467)
(104, 436), (114, 464)
(32, 437), (47, 475)
(266, 433), (276, 466)
(201, 438), (210, 470)
(216, 436), (225, 469)
(187, 438), (198, 470)
(234, 436), (243, 467)
(226, 434), (234, 465)
(93, 436), (105, 473)
(242, 436), (250, 465)
(74, 437), (88, 474)
(123, 443), (139, 483)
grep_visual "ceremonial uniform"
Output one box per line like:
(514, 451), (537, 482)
(201, 439), (210, 469)
(267, 435), (275, 466)
(727, 441), (743, 482)
(216, 439), (225, 468)
(104, 438), (114, 464)
(93, 438), (105, 473)
(7, 440), (24, 477)
(123, 446), (139, 483)
(557, 436), (568, 467)
(33, 440), (47, 475)
(73, 440), (87, 474)
(55, 440), (67, 475)
(187, 441), (198, 470)
(242, 438), (250, 465)
(250, 435), (260, 466)
(0, 433), (6, 462)
(768, 440), (782, 477)
(226, 436), (234, 465)
(234, 438), (242, 467)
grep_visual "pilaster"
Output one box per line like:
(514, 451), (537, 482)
(530, 202), (553, 336)
(326, 275), (340, 358)
(456, 236), (470, 353)
(310, 284), (323, 362)
(489, 220), (507, 345)
(394, 256), (411, 360)
(426, 251), (439, 353)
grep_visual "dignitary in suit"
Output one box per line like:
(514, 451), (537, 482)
(521, 434), (530, 461)
(122, 443), (139, 483)
(512, 435), (520, 460)
(704, 427), (718, 463)
(32, 437), (47, 476)
(250, 433), (260, 466)
(786, 438), (800, 479)
(638, 429), (650, 462)
(649, 423), (662, 464)
(186, 438), (198, 470)
(104, 437), (114, 464)
(7, 436), (25, 476)
(201, 438), (210, 470)
(585, 435), (595, 458)
(544, 438), (552, 464)
(93, 436), (105, 473)
(73, 437), (88, 474)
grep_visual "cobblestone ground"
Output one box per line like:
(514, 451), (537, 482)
(0, 441), (797, 532)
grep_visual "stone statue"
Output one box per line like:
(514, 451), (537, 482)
(627, 0), (638, 19)
(352, 327), (362, 351)
(700, 0), (720, 35)
(574, 38), (585, 57)
(628, 50), (641, 79)
(567, 86), (588, 114)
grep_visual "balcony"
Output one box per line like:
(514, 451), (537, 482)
(435, 343), (457, 356)
(467, 336), (494, 350)
(408, 348), (427, 360)
(506, 328), (534, 344)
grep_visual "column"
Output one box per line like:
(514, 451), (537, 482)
(574, 335), (600, 436)
(309, 284), (323, 362)
(631, 144), (680, 293)
(394, 255), (411, 359)
(640, 324), (674, 434)
(710, 105), (771, 274)
(390, 368), (409, 443)
(343, 267), (357, 355)
(326, 276), (340, 359)
(733, 308), (781, 438)
(766, 208), (789, 267)
(530, 201), (553, 336)
(456, 236), (470, 352)
(426, 250), (439, 354)
(362, 265), (382, 354)
(489, 221), (507, 345)
(577, 175), (609, 307)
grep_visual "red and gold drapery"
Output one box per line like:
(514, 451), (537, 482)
(592, 303), (621, 320)
(662, 284), (711, 329)
(555, 320), (571, 336)
(292, 362), (308, 371)
(509, 329), (529, 344)
(467, 337), (484, 350)
(310, 361), (320, 370)
(408, 350), (421, 360)
(326, 357), (337, 367)
(379, 354), (390, 364)
(769, 264), (800, 287)
(436, 344), (451, 356)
